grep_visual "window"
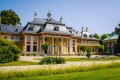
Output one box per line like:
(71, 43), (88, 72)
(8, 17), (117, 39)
(73, 40), (75, 43)
(33, 45), (37, 52)
(68, 47), (69, 52)
(54, 26), (59, 31)
(69, 30), (72, 33)
(26, 45), (30, 51)
(14, 29), (19, 32)
(27, 36), (31, 41)
(73, 47), (75, 52)
(0, 27), (2, 31)
(45, 38), (47, 42)
(59, 39), (61, 42)
(4, 36), (8, 39)
(14, 36), (19, 41)
(33, 37), (37, 41)
(28, 25), (35, 31)
(84, 34), (87, 37)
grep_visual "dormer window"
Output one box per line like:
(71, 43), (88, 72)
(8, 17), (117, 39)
(54, 26), (59, 31)
(28, 25), (35, 31)
(84, 34), (87, 37)
(0, 27), (2, 31)
(69, 30), (72, 33)
(14, 29), (19, 32)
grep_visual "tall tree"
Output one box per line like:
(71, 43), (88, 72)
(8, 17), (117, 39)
(116, 25), (120, 54)
(1, 9), (21, 26)
(93, 33), (100, 39)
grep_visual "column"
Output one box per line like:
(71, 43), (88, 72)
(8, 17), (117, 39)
(61, 38), (63, 54)
(69, 38), (72, 54)
(67, 38), (68, 54)
(52, 37), (54, 54)
(42, 35), (45, 54)
(75, 39), (77, 54)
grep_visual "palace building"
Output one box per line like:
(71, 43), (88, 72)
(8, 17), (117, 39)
(104, 27), (120, 54)
(0, 12), (99, 55)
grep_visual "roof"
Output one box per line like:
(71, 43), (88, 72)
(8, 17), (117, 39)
(0, 24), (23, 34)
(22, 24), (42, 34)
(42, 24), (72, 35)
(104, 32), (118, 40)
(29, 18), (46, 26)
(47, 18), (65, 25)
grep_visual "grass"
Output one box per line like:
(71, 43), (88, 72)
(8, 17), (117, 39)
(1, 62), (120, 80)
(9, 68), (120, 80)
(34, 56), (120, 62)
(0, 61), (38, 66)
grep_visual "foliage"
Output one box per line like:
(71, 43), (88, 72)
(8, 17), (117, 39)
(98, 45), (104, 53)
(26, 53), (30, 56)
(41, 44), (48, 54)
(39, 57), (65, 64)
(80, 46), (86, 52)
(100, 33), (109, 45)
(80, 46), (87, 55)
(101, 34), (109, 40)
(1, 9), (21, 26)
(116, 27), (120, 54)
(32, 53), (37, 56)
(93, 33), (100, 39)
(0, 37), (20, 63)
(86, 47), (92, 58)
(1, 62), (120, 80)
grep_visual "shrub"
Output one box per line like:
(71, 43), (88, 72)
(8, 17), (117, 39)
(26, 53), (30, 56)
(86, 53), (91, 58)
(32, 53), (37, 56)
(0, 37), (20, 63)
(86, 47), (92, 58)
(41, 44), (48, 54)
(39, 57), (65, 64)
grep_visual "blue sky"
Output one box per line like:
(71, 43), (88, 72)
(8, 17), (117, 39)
(0, 0), (120, 35)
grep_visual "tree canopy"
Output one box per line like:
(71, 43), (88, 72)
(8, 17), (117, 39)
(1, 9), (21, 26)
(116, 27), (120, 53)
(93, 33), (100, 39)
(0, 36), (21, 63)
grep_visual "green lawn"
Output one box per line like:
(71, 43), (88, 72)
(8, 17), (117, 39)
(34, 56), (120, 62)
(0, 61), (38, 66)
(9, 68), (120, 80)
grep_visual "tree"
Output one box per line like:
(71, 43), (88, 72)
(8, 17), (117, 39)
(41, 44), (49, 54)
(86, 47), (92, 58)
(98, 45), (104, 54)
(101, 34), (109, 40)
(0, 36), (21, 63)
(1, 9), (21, 26)
(116, 27), (120, 54)
(93, 33), (100, 39)
(100, 34), (109, 45)
(80, 46), (86, 55)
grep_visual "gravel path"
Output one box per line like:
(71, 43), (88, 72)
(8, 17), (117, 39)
(0, 56), (120, 72)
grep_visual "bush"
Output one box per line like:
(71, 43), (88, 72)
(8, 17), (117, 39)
(86, 53), (91, 58)
(0, 37), (20, 63)
(39, 57), (65, 64)
(32, 53), (37, 56)
(26, 53), (30, 56)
